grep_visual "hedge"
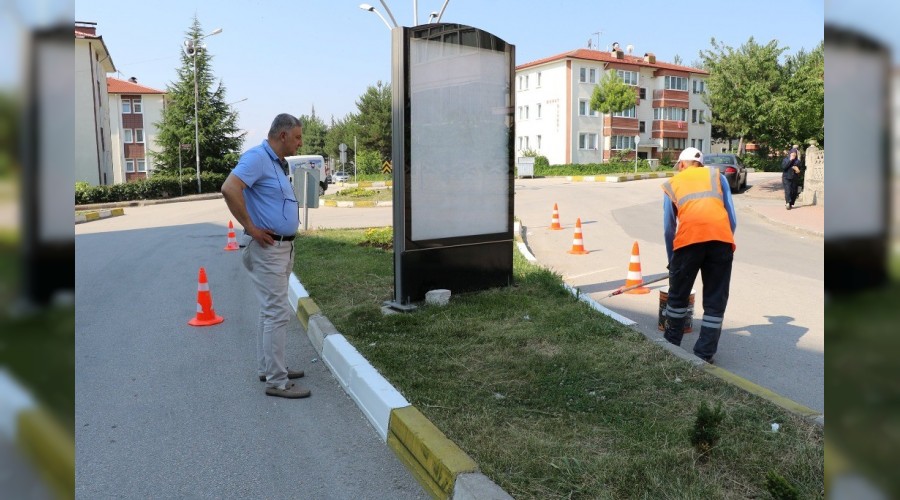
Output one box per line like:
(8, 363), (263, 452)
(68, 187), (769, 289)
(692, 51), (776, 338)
(75, 172), (227, 205)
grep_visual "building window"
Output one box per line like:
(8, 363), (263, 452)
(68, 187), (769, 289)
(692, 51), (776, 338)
(639, 121), (646, 133)
(662, 138), (686, 150)
(135, 129), (145, 143)
(132, 99), (143, 114)
(664, 75), (688, 91)
(125, 159), (135, 172)
(579, 99), (597, 117)
(518, 107), (523, 119)
(578, 133), (598, 150)
(589, 68), (597, 84)
(697, 139), (703, 151)
(693, 80), (706, 94)
(653, 107), (687, 121)
(699, 110), (705, 124)
(518, 76), (523, 90)
(525, 75), (529, 89)
(123, 129), (134, 143)
(137, 159), (147, 172)
(537, 135), (542, 149)
(524, 136), (530, 149)
(639, 87), (646, 99)
(537, 72), (542, 87)
(691, 139), (696, 148)
(613, 106), (636, 118)
(122, 99), (132, 114)
(616, 70), (638, 86)
(524, 106), (529, 120)
(537, 103), (542, 119)
(692, 109), (698, 123)
(611, 135), (636, 150)
(579, 67), (587, 83)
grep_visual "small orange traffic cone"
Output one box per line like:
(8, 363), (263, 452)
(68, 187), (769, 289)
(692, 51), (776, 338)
(188, 267), (224, 326)
(567, 218), (589, 254)
(224, 221), (239, 251)
(622, 241), (650, 294)
(550, 203), (562, 230)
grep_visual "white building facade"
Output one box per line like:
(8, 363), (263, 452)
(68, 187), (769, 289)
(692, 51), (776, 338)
(107, 77), (167, 183)
(516, 48), (711, 165)
(75, 22), (116, 185)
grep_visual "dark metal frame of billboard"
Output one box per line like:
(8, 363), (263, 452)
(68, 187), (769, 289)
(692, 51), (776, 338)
(824, 24), (892, 292)
(389, 24), (515, 307)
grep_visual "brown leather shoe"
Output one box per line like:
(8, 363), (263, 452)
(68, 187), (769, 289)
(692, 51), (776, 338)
(259, 369), (304, 382)
(265, 382), (311, 399)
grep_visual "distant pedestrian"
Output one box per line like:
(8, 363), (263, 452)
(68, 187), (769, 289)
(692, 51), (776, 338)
(661, 147), (737, 363)
(781, 148), (801, 210)
(221, 113), (310, 399)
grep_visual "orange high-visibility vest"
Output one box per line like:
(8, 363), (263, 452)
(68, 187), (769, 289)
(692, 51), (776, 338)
(661, 166), (735, 252)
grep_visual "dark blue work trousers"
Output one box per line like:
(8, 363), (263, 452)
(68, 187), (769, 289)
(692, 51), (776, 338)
(663, 241), (733, 361)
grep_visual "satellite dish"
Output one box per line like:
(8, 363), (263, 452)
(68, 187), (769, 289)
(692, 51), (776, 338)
(626, 44), (634, 54)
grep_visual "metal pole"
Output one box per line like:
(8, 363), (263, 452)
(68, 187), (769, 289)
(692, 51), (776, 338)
(302, 170), (309, 232)
(436, 0), (450, 22)
(193, 47), (201, 194)
(178, 146), (183, 196)
(354, 135), (358, 182)
(413, 0), (418, 25)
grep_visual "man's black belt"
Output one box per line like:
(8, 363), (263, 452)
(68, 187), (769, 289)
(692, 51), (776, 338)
(272, 234), (295, 242)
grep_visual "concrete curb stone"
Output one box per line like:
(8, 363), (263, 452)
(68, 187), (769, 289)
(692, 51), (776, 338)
(75, 207), (125, 224)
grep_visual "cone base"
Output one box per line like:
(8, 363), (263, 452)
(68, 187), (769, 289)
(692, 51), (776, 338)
(567, 249), (589, 255)
(224, 244), (239, 251)
(188, 315), (224, 326)
(624, 287), (650, 294)
(550, 226), (563, 230)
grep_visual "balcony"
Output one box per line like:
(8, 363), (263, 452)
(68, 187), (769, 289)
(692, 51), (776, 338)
(651, 120), (688, 139)
(652, 89), (689, 109)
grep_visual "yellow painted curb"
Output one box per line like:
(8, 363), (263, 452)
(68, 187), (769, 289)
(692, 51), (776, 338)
(17, 408), (74, 500)
(700, 364), (821, 418)
(323, 200), (338, 207)
(296, 297), (320, 330)
(388, 406), (478, 499)
(110, 207), (125, 216)
(354, 200), (376, 207)
(85, 212), (100, 221)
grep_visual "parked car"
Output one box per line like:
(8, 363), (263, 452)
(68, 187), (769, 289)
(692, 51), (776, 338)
(333, 171), (351, 183)
(703, 153), (748, 193)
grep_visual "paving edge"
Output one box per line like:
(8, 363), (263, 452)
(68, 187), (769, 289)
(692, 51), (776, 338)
(564, 171), (675, 182)
(290, 278), (512, 499)
(74, 207), (124, 224)
(516, 223), (824, 428)
(0, 370), (74, 498)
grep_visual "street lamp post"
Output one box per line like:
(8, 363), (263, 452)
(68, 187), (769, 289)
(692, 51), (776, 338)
(184, 27), (222, 194)
(634, 135), (641, 173)
(359, 3), (395, 30)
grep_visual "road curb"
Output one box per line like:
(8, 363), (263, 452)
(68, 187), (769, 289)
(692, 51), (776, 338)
(290, 279), (510, 499)
(75, 207), (124, 224)
(743, 203), (824, 238)
(564, 172), (675, 182)
(0, 370), (74, 498)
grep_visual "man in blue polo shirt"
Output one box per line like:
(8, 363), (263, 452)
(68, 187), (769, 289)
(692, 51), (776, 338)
(222, 113), (309, 399)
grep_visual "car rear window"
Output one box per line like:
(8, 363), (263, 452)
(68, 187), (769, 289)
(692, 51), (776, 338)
(705, 155), (734, 165)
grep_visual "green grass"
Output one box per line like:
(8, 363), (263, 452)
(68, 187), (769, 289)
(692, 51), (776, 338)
(294, 228), (823, 499)
(322, 186), (393, 202)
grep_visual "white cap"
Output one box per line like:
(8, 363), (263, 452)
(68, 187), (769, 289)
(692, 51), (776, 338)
(677, 147), (704, 164)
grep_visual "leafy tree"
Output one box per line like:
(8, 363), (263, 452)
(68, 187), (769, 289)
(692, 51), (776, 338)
(354, 81), (392, 161)
(298, 109), (329, 158)
(590, 71), (637, 115)
(152, 17), (244, 176)
(699, 37), (788, 154)
(324, 114), (359, 172)
(672, 54), (683, 66)
(782, 43), (824, 148)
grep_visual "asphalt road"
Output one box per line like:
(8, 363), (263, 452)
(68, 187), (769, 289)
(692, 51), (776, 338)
(514, 173), (824, 413)
(74, 201), (423, 499)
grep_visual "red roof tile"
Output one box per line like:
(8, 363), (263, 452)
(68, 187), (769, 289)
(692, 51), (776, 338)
(107, 77), (166, 95)
(517, 48), (708, 75)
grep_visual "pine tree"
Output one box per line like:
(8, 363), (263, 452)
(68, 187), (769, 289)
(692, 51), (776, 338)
(151, 17), (244, 177)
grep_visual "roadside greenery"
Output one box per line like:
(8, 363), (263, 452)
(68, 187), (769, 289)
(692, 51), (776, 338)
(294, 228), (823, 498)
(75, 172), (226, 205)
(322, 187), (392, 203)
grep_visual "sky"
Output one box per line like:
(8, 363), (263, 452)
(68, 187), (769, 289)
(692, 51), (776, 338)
(0, 0), (832, 151)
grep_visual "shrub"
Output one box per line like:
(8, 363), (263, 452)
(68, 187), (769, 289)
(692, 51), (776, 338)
(689, 401), (725, 457)
(765, 470), (799, 500)
(74, 171), (227, 205)
(362, 226), (392, 250)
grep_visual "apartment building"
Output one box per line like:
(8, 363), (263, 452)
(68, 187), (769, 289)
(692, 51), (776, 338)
(75, 21), (116, 185)
(107, 77), (167, 182)
(515, 47), (711, 165)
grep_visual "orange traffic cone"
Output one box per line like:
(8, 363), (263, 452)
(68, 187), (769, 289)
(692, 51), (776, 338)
(622, 241), (650, 294)
(567, 218), (589, 254)
(550, 203), (562, 230)
(188, 267), (224, 326)
(224, 221), (239, 251)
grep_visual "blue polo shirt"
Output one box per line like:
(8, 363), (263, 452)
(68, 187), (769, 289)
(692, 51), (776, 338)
(232, 141), (299, 236)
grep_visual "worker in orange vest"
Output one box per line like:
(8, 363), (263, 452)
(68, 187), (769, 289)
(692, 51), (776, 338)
(660, 147), (737, 363)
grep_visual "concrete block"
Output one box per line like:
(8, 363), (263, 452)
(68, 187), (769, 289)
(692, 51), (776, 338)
(347, 363), (410, 441)
(307, 315), (339, 357)
(321, 334), (369, 389)
(288, 274), (309, 311)
(453, 473), (513, 500)
(425, 289), (451, 306)
(296, 297), (321, 330)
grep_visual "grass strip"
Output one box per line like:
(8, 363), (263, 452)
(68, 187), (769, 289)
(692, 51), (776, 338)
(294, 228), (823, 499)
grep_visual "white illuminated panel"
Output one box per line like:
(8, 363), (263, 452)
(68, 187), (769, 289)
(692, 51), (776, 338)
(825, 46), (885, 239)
(409, 37), (509, 241)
